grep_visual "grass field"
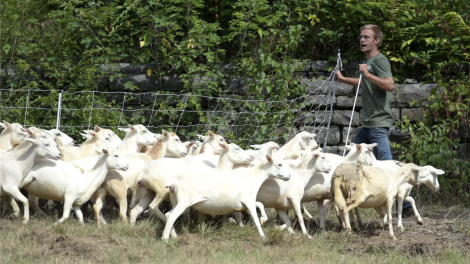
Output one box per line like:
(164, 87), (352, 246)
(1, 199), (469, 264)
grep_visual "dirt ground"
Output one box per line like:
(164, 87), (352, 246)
(1, 201), (469, 263)
(303, 204), (470, 258)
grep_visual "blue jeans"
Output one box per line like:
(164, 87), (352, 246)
(352, 127), (412, 209)
(352, 127), (393, 160)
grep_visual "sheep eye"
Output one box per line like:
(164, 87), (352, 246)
(45, 144), (50, 147)
(114, 155), (118, 158)
(278, 163), (282, 167)
(56, 133), (61, 136)
(143, 131), (147, 133)
(105, 137), (110, 141)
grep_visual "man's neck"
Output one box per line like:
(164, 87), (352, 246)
(365, 49), (380, 60)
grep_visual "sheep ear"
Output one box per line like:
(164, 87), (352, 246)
(271, 145), (279, 150)
(411, 166), (427, 173)
(250, 144), (261, 150)
(102, 149), (109, 155)
(356, 144), (363, 151)
(188, 142), (194, 147)
(161, 130), (169, 137)
(298, 141), (307, 149)
(368, 143), (378, 150)
(26, 128), (35, 137)
(313, 154), (320, 159)
(88, 131), (98, 138)
(208, 130), (214, 138)
(265, 155), (273, 163)
(94, 147), (103, 154)
(94, 125), (102, 132)
(220, 142), (229, 150)
(2, 120), (11, 128)
(435, 169), (445, 175)
(128, 124), (137, 131)
(311, 145), (320, 151)
(24, 138), (38, 145)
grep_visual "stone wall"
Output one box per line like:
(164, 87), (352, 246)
(93, 62), (470, 160)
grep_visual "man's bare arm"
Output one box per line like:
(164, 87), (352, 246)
(336, 71), (359, 86)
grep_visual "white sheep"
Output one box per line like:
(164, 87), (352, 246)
(345, 150), (444, 231)
(59, 126), (118, 162)
(161, 153), (291, 241)
(280, 131), (317, 159)
(300, 143), (377, 230)
(197, 130), (227, 155)
(332, 163), (427, 240)
(256, 145), (331, 238)
(129, 141), (253, 226)
(91, 130), (188, 225)
(0, 120), (28, 150)
(116, 124), (157, 154)
(48, 129), (75, 147)
(0, 133), (61, 224)
(21, 148), (128, 224)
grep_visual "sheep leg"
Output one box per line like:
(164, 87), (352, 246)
(334, 205), (345, 229)
(162, 203), (187, 242)
(302, 203), (314, 219)
(104, 181), (128, 222)
(317, 199), (330, 231)
(129, 188), (154, 225)
(4, 197), (20, 218)
(28, 193), (47, 218)
(92, 189), (107, 225)
(291, 198), (311, 238)
(57, 197), (74, 224)
(405, 196), (423, 225)
(245, 203), (266, 239)
(255, 201), (268, 225)
(374, 207), (386, 228)
(128, 188), (139, 212)
(73, 205), (84, 225)
(276, 210), (293, 234)
(386, 197), (396, 240)
(396, 194), (405, 230)
(234, 212), (244, 227)
(343, 208), (353, 234)
(148, 192), (171, 222)
(2, 186), (29, 224)
(350, 208), (362, 231)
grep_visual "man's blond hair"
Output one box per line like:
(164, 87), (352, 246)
(361, 24), (382, 46)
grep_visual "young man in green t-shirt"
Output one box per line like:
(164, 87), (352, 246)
(336, 24), (413, 215)
(336, 24), (394, 160)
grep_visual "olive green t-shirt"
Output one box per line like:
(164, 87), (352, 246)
(361, 53), (394, 128)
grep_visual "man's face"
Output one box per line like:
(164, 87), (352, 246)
(359, 29), (380, 53)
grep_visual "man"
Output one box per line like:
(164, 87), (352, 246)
(336, 24), (413, 215)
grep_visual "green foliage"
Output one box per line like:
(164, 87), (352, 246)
(1, 0), (469, 198)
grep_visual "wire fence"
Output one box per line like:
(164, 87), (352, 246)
(0, 60), (341, 148)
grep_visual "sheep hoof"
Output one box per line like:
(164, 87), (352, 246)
(21, 219), (29, 224)
(417, 220), (423, 225)
(260, 216), (268, 225)
(391, 236), (397, 240)
(307, 235), (313, 240)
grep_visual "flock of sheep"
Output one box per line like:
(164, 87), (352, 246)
(0, 120), (445, 241)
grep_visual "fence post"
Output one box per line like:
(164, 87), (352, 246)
(56, 91), (63, 130)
